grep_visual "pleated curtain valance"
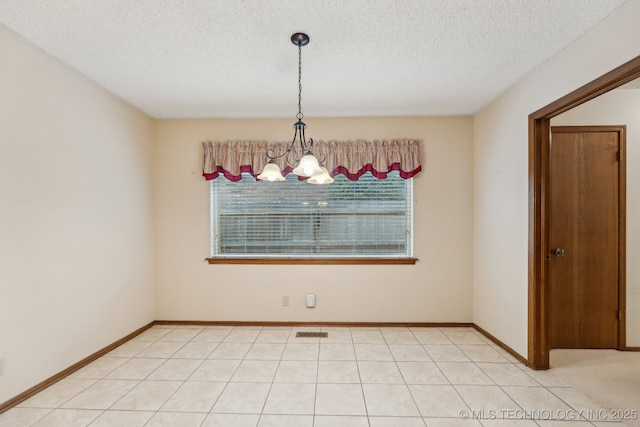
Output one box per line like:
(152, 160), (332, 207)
(202, 139), (422, 181)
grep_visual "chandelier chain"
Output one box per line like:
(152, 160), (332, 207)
(297, 43), (303, 120)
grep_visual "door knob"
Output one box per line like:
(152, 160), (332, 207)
(552, 248), (566, 257)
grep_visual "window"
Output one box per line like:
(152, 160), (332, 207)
(210, 171), (413, 258)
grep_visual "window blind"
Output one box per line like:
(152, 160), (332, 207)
(210, 171), (413, 257)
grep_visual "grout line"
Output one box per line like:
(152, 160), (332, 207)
(352, 327), (371, 426)
(312, 329), (322, 427)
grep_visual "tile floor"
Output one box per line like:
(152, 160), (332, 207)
(0, 325), (629, 426)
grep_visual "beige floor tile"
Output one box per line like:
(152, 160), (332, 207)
(231, 360), (279, 382)
(536, 421), (595, 427)
(245, 343), (285, 360)
(397, 361), (449, 385)
(135, 341), (185, 358)
(479, 420), (539, 426)
(423, 344), (470, 362)
(106, 340), (152, 357)
(322, 330), (353, 344)
(89, 409), (154, 427)
(62, 379), (138, 409)
(67, 357), (128, 379)
(351, 329), (386, 344)
(256, 329), (291, 343)
(30, 408), (101, 427)
(437, 362), (494, 385)
(454, 385), (520, 414)
(477, 362), (540, 386)
(223, 329), (261, 343)
(591, 422), (627, 427)
(189, 359), (241, 382)
(201, 413), (260, 427)
(263, 383), (316, 415)
(274, 360), (318, 383)
(363, 384), (421, 416)
(315, 383), (367, 415)
(111, 380), (182, 411)
(547, 387), (612, 422)
(147, 358), (202, 380)
(0, 408), (51, 427)
(146, 411), (208, 427)
(458, 345), (510, 363)
(172, 341), (218, 359)
(18, 378), (96, 408)
(104, 357), (165, 380)
(409, 384), (470, 417)
(354, 343), (394, 361)
(412, 329), (453, 345)
(381, 329), (419, 344)
(419, 418), (483, 426)
(317, 360), (361, 383)
(258, 414), (314, 426)
(208, 342), (252, 359)
(441, 330), (486, 345)
(389, 344), (432, 362)
(211, 382), (271, 414)
(314, 415), (369, 426)
(160, 381), (226, 412)
(288, 336), (321, 345)
(358, 361), (404, 384)
(319, 343), (356, 360)
(133, 327), (172, 342)
(192, 329), (232, 342)
(517, 365), (568, 387)
(501, 386), (573, 412)
(369, 416), (427, 426)
(281, 343), (319, 361)
(160, 327), (203, 342)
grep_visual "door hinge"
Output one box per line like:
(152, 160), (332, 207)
(616, 151), (621, 161)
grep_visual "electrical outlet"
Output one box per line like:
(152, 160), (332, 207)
(0, 358), (4, 376)
(282, 296), (289, 307)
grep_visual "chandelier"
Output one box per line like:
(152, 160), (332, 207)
(257, 33), (333, 185)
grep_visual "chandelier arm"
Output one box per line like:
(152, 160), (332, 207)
(301, 127), (308, 151)
(265, 141), (295, 162)
(315, 151), (326, 165)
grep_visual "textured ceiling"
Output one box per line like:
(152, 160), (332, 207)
(0, 0), (628, 119)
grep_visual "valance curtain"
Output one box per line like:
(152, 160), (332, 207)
(202, 139), (422, 181)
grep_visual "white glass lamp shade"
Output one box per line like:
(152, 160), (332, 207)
(293, 152), (320, 177)
(257, 162), (286, 181)
(308, 166), (334, 185)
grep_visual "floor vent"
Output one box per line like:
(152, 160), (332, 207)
(295, 332), (328, 338)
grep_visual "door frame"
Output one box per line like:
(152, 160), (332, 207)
(528, 55), (640, 370)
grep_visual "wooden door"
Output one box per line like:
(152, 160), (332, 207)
(549, 126), (625, 349)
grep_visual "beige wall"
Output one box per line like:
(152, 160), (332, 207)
(551, 88), (640, 346)
(473, 1), (640, 357)
(153, 117), (473, 323)
(0, 25), (156, 402)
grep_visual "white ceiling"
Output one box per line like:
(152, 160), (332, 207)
(0, 1), (628, 119)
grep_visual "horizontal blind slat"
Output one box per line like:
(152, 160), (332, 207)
(211, 171), (412, 257)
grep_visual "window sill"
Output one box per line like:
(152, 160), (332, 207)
(205, 257), (418, 265)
